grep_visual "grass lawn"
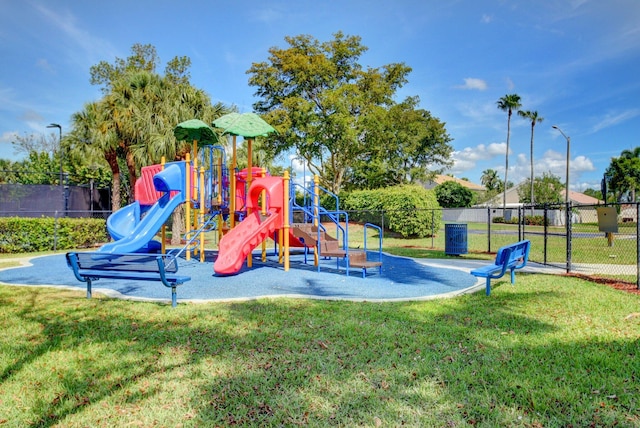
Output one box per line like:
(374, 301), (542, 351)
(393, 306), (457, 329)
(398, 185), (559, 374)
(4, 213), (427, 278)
(1, 274), (638, 426)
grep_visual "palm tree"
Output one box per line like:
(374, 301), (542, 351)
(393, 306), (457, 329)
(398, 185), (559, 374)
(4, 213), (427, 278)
(496, 94), (522, 213)
(70, 101), (123, 211)
(518, 110), (543, 215)
(480, 168), (500, 192)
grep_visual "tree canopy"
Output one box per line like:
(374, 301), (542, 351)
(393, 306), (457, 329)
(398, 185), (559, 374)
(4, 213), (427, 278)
(496, 94), (522, 211)
(605, 147), (640, 202)
(517, 172), (564, 205)
(67, 44), (231, 210)
(247, 32), (452, 193)
(434, 181), (476, 208)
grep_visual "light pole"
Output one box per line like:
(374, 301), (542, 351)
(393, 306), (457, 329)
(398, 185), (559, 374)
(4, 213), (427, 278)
(552, 125), (571, 204)
(47, 123), (63, 186)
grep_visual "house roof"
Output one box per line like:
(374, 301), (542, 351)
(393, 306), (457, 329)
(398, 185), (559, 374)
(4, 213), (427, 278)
(481, 183), (603, 206)
(562, 189), (602, 204)
(426, 175), (485, 191)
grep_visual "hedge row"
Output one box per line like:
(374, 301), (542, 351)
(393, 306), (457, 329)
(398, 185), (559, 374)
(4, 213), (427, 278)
(0, 217), (108, 253)
(342, 185), (442, 238)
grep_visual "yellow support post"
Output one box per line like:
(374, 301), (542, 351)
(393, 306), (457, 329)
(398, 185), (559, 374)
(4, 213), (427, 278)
(199, 165), (205, 262)
(283, 170), (290, 271)
(313, 174), (320, 267)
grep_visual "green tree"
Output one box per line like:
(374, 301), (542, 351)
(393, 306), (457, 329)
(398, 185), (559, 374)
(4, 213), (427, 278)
(478, 168), (503, 204)
(90, 43), (160, 91)
(605, 147), (640, 202)
(0, 159), (18, 183)
(75, 44), (231, 211)
(346, 96), (453, 190)
(480, 168), (501, 192)
(11, 132), (58, 158)
(7, 133), (62, 184)
(517, 172), (563, 205)
(583, 188), (603, 200)
(248, 32), (414, 193)
(434, 181), (476, 208)
(496, 94), (522, 212)
(518, 110), (543, 215)
(69, 101), (122, 208)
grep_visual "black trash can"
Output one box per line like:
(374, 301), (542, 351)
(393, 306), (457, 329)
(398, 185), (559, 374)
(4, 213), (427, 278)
(444, 223), (468, 256)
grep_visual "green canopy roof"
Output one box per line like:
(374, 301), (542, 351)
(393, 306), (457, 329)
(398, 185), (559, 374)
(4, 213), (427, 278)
(212, 112), (276, 138)
(173, 119), (218, 146)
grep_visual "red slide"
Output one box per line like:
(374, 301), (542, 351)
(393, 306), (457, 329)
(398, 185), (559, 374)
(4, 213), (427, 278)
(214, 176), (284, 275)
(213, 210), (282, 275)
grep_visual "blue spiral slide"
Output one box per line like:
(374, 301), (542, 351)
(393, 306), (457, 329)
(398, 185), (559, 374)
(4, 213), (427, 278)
(98, 162), (186, 254)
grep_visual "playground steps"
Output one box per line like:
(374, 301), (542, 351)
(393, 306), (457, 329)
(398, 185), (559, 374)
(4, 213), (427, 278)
(320, 238), (346, 258)
(348, 250), (383, 270)
(292, 223), (344, 255)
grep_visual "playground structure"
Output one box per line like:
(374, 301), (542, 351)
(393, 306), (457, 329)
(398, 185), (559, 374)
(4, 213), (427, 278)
(98, 120), (384, 279)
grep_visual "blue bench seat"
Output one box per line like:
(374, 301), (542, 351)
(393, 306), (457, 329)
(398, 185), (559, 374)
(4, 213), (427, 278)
(470, 240), (531, 296)
(66, 252), (190, 307)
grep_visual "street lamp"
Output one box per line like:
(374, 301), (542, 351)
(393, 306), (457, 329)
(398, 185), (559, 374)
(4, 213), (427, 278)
(47, 123), (63, 186)
(552, 125), (571, 204)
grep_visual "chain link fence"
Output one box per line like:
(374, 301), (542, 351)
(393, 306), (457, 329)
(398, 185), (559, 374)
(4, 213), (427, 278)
(343, 203), (639, 288)
(0, 183), (111, 219)
(2, 182), (638, 288)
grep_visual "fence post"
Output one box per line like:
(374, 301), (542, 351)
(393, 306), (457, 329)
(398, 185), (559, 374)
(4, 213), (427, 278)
(487, 207), (491, 253)
(636, 202), (640, 290)
(431, 209), (435, 249)
(566, 202), (572, 273)
(53, 210), (59, 251)
(518, 206), (522, 241)
(543, 204), (548, 265)
(63, 173), (69, 217)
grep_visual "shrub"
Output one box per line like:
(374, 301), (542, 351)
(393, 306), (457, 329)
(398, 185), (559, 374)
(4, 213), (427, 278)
(524, 215), (547, 226)
(343, 185), (441, 238)
(0, 217), (108, 253)
(492, 216), (519, 224)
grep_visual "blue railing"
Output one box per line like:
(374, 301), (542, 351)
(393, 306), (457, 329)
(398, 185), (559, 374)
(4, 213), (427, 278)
(363, 223), (383, 266)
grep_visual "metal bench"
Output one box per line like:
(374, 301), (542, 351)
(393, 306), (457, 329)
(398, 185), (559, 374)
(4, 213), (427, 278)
(66, 252), (191, 307)
(470, 240), (531, 296)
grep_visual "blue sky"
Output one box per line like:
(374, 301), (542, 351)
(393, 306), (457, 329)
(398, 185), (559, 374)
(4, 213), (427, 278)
(1, 0), (639, 192)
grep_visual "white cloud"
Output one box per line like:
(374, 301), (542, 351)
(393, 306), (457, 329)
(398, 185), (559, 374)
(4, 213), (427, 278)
(591, 109), (640, 133)
(481, 14), (493, 24)
(455, 78), (487, 91)
(34, 4), (118, 67)
(251, 7), (284, 24)
(453, 142), (506, 163)
(36, 58), (54, 73)
(505, 77), (515, 91)
(0, 131), (19, 143)
(446, 142), (507, 176)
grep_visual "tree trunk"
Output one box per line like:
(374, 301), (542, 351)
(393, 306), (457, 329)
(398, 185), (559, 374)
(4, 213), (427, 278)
(105, 149), (121, 211)
(171, 205), (185, 245)
(124, 147), (138, 204)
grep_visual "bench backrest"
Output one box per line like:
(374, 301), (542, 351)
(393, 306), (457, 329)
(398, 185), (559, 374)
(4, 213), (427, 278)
(494, 240), (530, 268)
(68, 253), (179, 273)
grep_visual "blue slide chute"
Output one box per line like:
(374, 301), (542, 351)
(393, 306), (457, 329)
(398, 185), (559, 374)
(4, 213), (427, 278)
(99, 162), (186, 254)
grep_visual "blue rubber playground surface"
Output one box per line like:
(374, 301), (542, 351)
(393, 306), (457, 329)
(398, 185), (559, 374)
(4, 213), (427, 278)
(0, 250), (482, 305)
